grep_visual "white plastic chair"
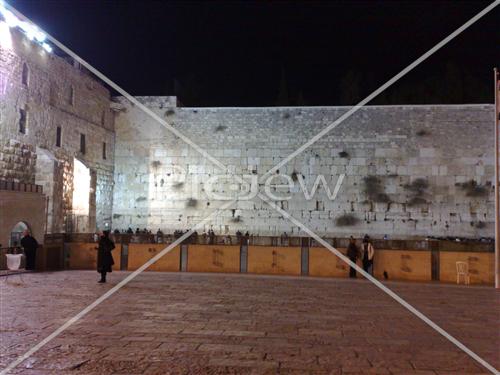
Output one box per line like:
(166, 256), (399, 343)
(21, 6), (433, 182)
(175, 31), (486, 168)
(6, 254), (23, 270)
(456, 261), (470, 285)
(3, 254), (25, 284)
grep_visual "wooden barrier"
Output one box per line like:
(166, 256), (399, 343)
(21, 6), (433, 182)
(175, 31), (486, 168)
(61, 241), (494, 285)
(373, 250), (431, 281)
(66, 243), (122, 271)
(439, 251), (494, 284)
(247, 246), (301, 276)
(310, 248), (431, 281)
(187, 244), (240, 273)
(127, 244), (180, 272)
(309, 247), (351, 278)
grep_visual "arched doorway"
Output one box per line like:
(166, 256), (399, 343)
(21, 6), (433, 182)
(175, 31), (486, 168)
(10, 221), (29, 247)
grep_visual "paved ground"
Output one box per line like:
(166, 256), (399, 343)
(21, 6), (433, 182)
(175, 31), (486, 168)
(0, 271), (498, 375)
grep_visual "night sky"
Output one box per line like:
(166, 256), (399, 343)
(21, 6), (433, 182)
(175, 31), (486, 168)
(9, 0), (500, 106)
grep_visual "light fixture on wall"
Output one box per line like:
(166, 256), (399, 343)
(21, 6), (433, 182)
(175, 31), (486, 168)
(0, 1), (53, 53)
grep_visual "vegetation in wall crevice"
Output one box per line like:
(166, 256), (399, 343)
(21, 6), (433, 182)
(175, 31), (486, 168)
(335, 213), (359, 226)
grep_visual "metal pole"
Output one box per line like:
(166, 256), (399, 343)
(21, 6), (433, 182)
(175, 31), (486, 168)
(494, 68), (499, 289)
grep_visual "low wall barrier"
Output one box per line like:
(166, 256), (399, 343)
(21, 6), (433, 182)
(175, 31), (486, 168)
(59, 236), (494, 284)
(65, 243), (122, 271)
(127, 243), (180, 272)
(6, 234), (491, 284)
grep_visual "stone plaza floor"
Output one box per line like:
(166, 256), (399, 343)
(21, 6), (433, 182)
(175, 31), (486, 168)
(0, 271), (498, 375)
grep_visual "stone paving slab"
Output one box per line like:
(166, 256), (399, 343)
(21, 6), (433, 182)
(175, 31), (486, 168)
(0, 271), (498, 374)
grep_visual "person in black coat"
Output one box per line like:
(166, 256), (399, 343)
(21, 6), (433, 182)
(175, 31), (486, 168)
(21, 230), (38, 270)
(97, 230), (115, 283)
(346, 236), (359, 278)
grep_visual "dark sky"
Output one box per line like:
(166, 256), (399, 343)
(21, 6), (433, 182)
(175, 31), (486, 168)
(9, 0), (500, 106)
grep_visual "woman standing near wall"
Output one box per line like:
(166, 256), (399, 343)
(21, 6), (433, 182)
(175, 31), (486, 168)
(347, 236), (359, 278)
(97, 230), (115, 283)
(361, 235), (375, 275)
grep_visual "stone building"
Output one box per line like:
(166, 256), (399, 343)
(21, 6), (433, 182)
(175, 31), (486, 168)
(0, 18), (496, 245)
(0, 25), (115, 246)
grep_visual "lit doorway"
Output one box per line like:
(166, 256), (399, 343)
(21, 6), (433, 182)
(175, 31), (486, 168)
(72, 158), (90, 232)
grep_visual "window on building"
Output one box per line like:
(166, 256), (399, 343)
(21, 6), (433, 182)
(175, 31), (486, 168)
(56, 126), (62, 147)
(19, 108), (27, 134)
(102, 142), (106, 160)
(80, 134), (86, 154)
(21, 63), (29, 86)
(68, 85), (75, 106)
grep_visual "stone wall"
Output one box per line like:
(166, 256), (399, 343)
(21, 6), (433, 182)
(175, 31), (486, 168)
(0, 28), (115, 233)
(113, 96), (495, 239)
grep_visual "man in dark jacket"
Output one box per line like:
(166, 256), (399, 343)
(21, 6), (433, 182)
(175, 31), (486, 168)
(346, 236), (359, 278)
(97, 230), (115, 283)
(21, 230), (38, 270)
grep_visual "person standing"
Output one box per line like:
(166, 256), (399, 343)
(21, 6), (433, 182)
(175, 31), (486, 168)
(97, 230), (115, 283)
(21, 230), (38, 271)
(208, 229), (215, 245)
(361, 235), (375, 275)
(346, 236), (359, 278)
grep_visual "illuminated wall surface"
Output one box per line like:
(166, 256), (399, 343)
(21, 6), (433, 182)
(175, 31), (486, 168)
(0, 12), (496, 239)
(113, 97), (495, 239)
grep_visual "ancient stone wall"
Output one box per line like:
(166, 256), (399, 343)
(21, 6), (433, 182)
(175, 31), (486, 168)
(0, 28), (115, 233)
(113, 96), (495, 239)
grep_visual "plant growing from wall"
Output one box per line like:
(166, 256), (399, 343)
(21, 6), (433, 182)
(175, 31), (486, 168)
(186, 198), (198, 208)
(408, 197), (427, 206)
(416, 129), (430, 137)
(475, 221), (486, 229)
(404, 178), (429, 206)
(338, 151), (349, 158)
(363, 175), (391, 203)
(172, 182), (184, 190)
(335, 214), (359, 226)
(456, 179), (489, 197)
